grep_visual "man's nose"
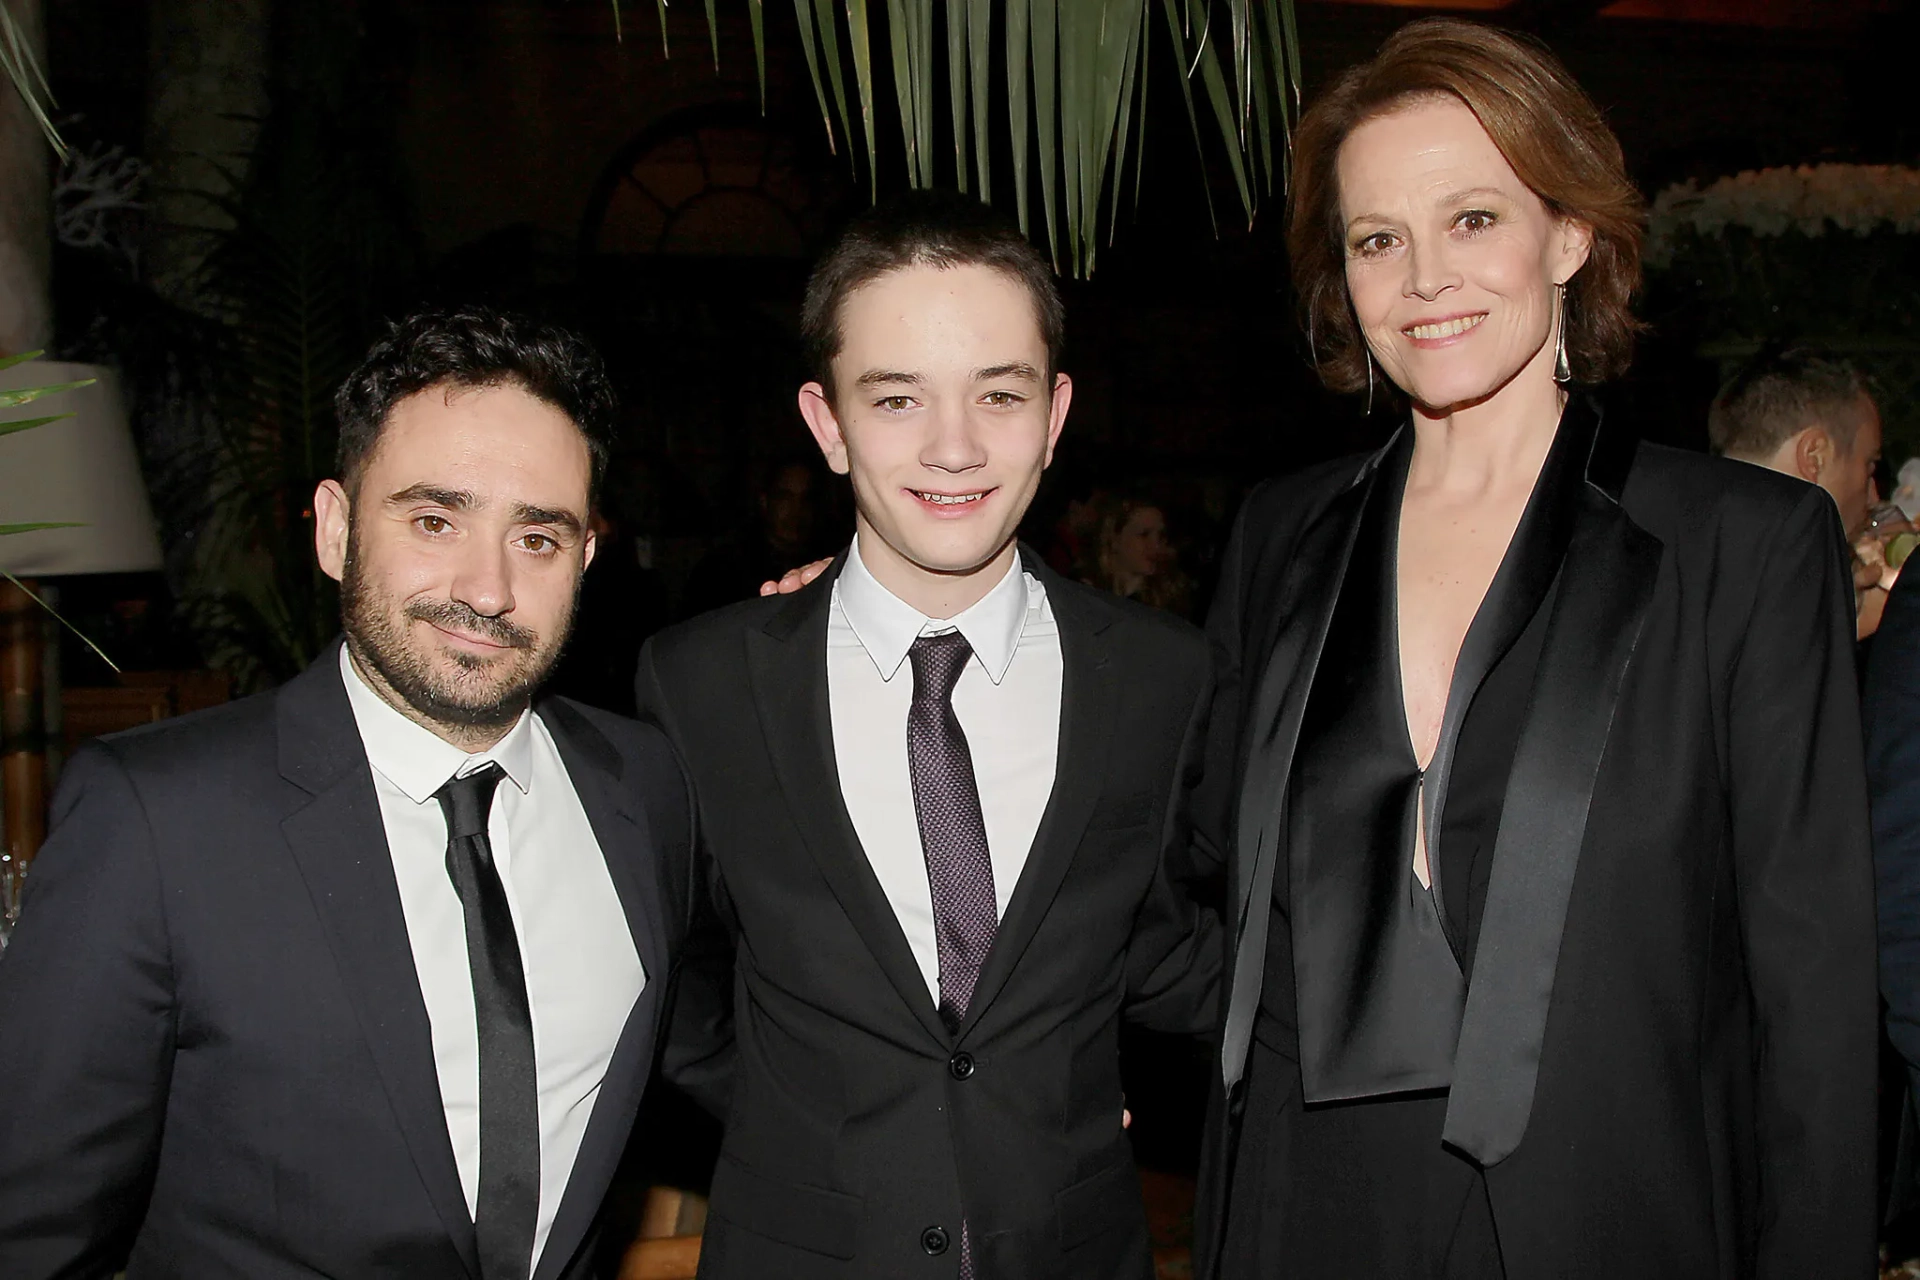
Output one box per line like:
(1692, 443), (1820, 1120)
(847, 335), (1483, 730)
(451, 538), (515, 618)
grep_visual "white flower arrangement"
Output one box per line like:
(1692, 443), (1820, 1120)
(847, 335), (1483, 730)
(1646, 164), (1920, 266)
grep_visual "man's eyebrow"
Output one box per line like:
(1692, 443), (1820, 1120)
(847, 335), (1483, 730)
(512, 503), (583, 535)
(854, 369), (926, 388)
(386, 483), (475, 509)
(974, 362), (1042, 383)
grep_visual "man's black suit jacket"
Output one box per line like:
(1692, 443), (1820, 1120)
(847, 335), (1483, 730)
(635, 551), (1220, 1280)
(1869, 567), (1920, 1107)
(0, 645), (694, 1280)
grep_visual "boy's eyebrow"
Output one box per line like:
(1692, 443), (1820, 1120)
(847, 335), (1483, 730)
(855, 369), (926, 388)
(974, 362), (1041, 382)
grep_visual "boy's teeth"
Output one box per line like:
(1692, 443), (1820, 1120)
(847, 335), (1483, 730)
(918, 491), (982, 505)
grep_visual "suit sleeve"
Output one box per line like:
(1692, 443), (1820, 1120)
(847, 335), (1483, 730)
(0, 745), (176, 1279)
(635, 639), (737, 1119)
(1121, 656), (1224, 1038)
(1726, 487), (1879, 1278)
(1870, 567), (1920, 1106)
(1187, 485), (1262, 889)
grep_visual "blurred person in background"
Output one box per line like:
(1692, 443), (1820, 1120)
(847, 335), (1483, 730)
(1709, 346), (1904, 637)
(1081, 494), (1196, 619)
(1035, 456), (1112, 578)
(1868, 552), (1920, 1210)
(547, 454), (670, 715)
(680, 453), (839, 617)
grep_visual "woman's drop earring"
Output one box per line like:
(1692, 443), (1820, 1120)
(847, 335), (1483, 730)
(1553, 283), (1573, 385)
(1364, 349), (1376, 418)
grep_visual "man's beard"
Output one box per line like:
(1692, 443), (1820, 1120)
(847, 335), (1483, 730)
(339, 535), (578, 734)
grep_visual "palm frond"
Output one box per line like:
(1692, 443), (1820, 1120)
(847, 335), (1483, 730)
(641, 0), (1299, 275)
(0, 0), (63, 159)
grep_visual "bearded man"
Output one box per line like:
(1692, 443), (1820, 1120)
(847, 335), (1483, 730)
(0, 307), (693, 1280)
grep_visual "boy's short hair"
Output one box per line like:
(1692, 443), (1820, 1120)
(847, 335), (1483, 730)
(800, 190), (1064, 399)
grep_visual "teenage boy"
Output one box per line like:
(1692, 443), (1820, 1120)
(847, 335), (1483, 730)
(635, 192), (1219, 1280)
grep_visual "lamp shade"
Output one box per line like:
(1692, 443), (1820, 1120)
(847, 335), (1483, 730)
(0, 361), (162, 576)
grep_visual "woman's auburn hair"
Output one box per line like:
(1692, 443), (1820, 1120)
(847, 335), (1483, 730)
(1287, 18), (1646, 393)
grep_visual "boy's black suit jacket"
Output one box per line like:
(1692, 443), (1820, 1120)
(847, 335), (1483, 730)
(636, 549), (1220, 1280)
(0, 644), (694, 1280)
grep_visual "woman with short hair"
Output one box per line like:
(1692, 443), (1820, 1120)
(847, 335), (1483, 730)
(1194, 19), (1876, 1279)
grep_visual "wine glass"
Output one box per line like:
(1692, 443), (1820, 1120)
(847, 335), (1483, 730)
(0, 854), (22, 952)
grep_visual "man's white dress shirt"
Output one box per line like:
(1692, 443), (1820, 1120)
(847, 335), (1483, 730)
(827, 535), (1063, 1004)
(340, 647), (645, 1271)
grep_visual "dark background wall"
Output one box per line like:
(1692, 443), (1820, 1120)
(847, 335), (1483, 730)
(37, 0), (1920, 643)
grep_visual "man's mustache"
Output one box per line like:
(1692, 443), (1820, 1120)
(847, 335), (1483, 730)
(406, 598), (537, 650)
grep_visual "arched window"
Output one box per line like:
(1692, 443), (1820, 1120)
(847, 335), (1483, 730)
(581, 102), (848, 258)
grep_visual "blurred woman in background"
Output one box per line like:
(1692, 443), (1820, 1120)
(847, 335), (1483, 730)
(1081, 495), (1195, 618)
(1193, 18), (1876, 1280)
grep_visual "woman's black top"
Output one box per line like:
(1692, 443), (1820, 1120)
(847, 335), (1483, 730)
(1221, 433), (1551, 1279)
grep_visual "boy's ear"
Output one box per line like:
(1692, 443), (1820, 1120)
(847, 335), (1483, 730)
(799, 382), (852, 476)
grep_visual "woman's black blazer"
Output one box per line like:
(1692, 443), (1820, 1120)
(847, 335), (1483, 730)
(1193, 398), (1878, 1280)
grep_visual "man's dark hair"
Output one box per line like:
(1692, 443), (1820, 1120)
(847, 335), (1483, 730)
(334, 306), (618, 496)
(1708, 345), (1874, 460)
(800, 190), (1064, 398)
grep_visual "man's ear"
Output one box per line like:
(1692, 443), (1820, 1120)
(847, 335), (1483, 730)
(313, 479), (351, 583)
(1043, 372), (1074, 469)
(582, 529), (597, 572)
(1793, 427), (1833, 483)
(798, 382), (852, 476)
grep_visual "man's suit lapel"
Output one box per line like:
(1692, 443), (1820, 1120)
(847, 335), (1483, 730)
(275, 649), (480, 1279)
(746, 559), (955, 1045)
(1443, 401), (1662, 1167)
(535, 701), (672, 1280)
(1218, 448), (1387, 1095)
(957, 559), (1116, 1040)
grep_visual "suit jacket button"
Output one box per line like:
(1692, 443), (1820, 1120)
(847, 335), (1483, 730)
(948, 1051), (975, 1080)
(920, 1226), (950, 1255)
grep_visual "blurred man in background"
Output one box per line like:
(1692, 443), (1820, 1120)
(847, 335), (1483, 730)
(1709, 346), (1899, 637)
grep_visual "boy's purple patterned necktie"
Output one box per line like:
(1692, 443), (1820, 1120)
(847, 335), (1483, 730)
(906, 630), (1001, 1031)
(906, 630), (998, 1278)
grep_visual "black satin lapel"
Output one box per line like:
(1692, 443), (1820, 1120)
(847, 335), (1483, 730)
(280, 774), (481, 1278)
(1419, 399), (1599, 945)
(1219, 460), (1382, 1092)
(746, 612), (954, 1045)
(956, 590), (1115, 1039)
(1441, 488), (1663, 1167)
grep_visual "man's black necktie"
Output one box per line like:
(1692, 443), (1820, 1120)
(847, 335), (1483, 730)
(434, 763), (540, 1280)
(906, 631), (997, 1279)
